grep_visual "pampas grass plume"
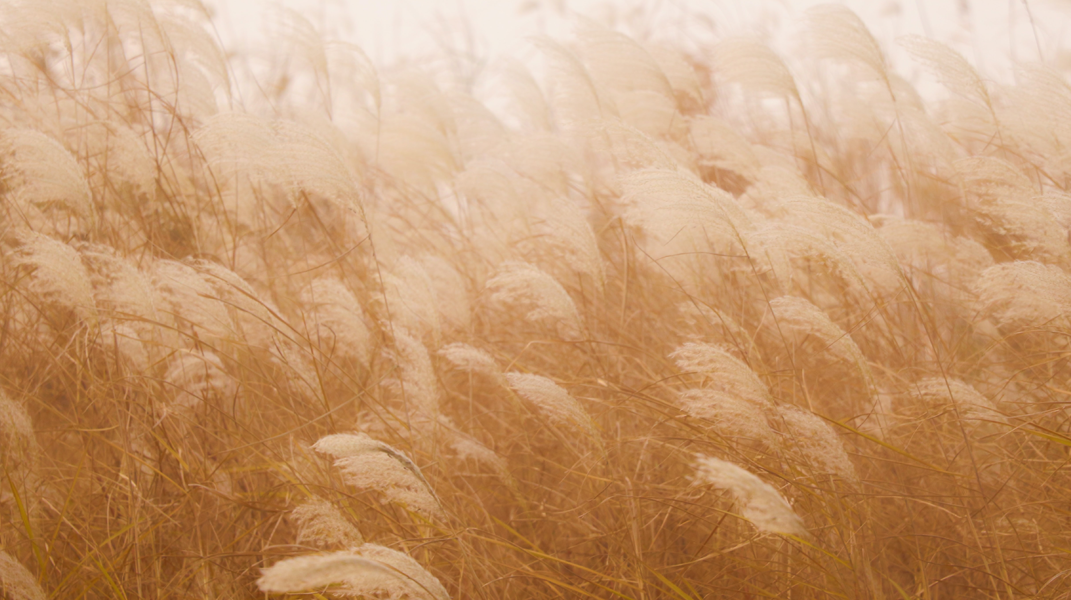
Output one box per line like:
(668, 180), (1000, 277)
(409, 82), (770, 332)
(776, 406), (857, 481)
(256, 551), (389, 595)
(0, 129), (92, 218)
(438, 343), (502, 381)
(303, 277), (372, 365)
(693, 455), (807, 537)
(487, 262), (583, 340)
(313, 432), (444, 519)
(671, 342), (771, 406)
(14, 231), (98, 322)
(974, 261), (1071, 330)
(258, 544), (449, 599)
(677, 388), (778, 447)
(5, 2), (1071, 598)
(388, 326), (442, 416)
(712, 37), (799, 99)
(806, 4), (888, 81)
(505, 372), (600, 445)
(291, 498), (364, 549)
(0, 551), (45, 600)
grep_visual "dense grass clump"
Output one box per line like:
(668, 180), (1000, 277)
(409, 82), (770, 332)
(1, 1), (1071, 598)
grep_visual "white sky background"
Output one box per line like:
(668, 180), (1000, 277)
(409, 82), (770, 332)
(205, 0), (1071, 92)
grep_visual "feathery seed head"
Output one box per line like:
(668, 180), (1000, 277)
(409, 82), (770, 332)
(333, 452), (444, 520)
(313, 433), (443, 520)
(535, 195), (606, 293)
(98, 321), (150, 372)
(645, 43), (703, 110)
(806, 5), (888, 82)
(575, 19), (675, 101)
(81, 121), (157, 199)
(530, 36), (614, 128)
(677, 302), (751, 346)
(621, 168), (760, 288)
(13, 231), (98, 323)
(712, 37), (799, 99)
(769, 196), (902, 293)
(677, 389), (777, 447)
(152, 260), (233, 339)
(900, 35), (989, 105)
(767, 296), (872, 387)
(351, 543), (451, 600)
(974, 261), (1071, 330)
(291, 498), (364, 549)
(416, 255), (471, 330)
(77, 243), (159, 326)
(749, 222), (869, 297)
(303, 277), (372, 365)
(776, 406), (857, 481)
(188, 259), (277, 343)
(387, 326), (441, 416)
(438, 343), (502, 380)
(0, 550), (46, 600)
(195, 113), (365, 218)
(313, 432), (396, 459)
(256, 551), (390, 595)
(0, 390), (37, 472)
(693, 455), (807, 536)
(0, 128), (92, 218)
(907, 378), (1008, 486)
(956, 156), (1033, 199)
(876, 217), (994, 281)
(382, 256), (444, 345)
(486, 262), (583, 340)
(913, 378), (1005, 424)
(688, 116), (762, 182)
(621, 168), (753, 240)
(163, 349), (235, 414)
(450, 435), (510, 481)
(505, 372), (600, 443)
(671, 342), (770, 406)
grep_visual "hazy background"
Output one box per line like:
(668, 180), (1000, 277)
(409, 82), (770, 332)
(206, 0), (1071, 84)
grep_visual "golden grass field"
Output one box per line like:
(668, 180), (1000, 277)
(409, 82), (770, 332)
(1, 1), (1070, 598)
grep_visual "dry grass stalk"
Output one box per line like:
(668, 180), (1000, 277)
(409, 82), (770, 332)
(1, 2), (1069, 598)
